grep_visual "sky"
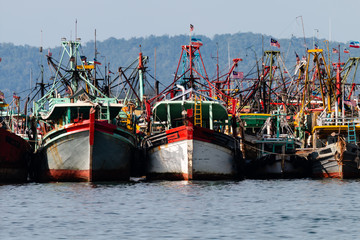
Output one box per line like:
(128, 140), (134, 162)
(0, 0), (359, 48)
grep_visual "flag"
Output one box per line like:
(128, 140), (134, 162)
(232, 71), (243, 79)
(314, 43), (319, 49)
(190, 24), (194, 32)
(270, 38), (280, 48)
(0, 57), (2, 62)
(80, 55), (87, 62)
(93, 58), (101, 65)
(47, 49), (52, 57)
(295, 51), (300, 63)
(349, 41), (360, 48)
(332, 48), (339, 53)
(344, 48), (350, 53)
(191, 37), (203, 46)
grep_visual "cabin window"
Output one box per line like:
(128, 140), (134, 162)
(320, 148), (332, 155)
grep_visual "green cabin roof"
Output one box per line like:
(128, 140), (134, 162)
(152, 100), (228, 121)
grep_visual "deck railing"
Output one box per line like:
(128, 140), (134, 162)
(316, 116), (360, 126)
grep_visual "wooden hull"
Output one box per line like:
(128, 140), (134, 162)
(32, 119), (136, 182)
(0, 128), (32, 182)
(308, 142), (360, 179)
(144, 125), (242, 180)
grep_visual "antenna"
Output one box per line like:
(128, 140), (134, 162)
(329, 17), (332, 43)
(75, 19), (77, 41)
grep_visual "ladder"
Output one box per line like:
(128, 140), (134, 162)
(348, 122), (357, 144)
(194, 96), (202, 127)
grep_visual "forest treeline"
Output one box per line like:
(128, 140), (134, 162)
(0, 32), (346, 103)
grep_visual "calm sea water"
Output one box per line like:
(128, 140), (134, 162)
(1, 179), (360, 239)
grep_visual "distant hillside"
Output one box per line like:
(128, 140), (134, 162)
(0, 32), (347, 104)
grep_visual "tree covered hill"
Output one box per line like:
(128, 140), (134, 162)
(0, 32), (348, 105)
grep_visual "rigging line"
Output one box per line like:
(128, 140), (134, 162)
(14, 88), (33, 95)
(146, 72), (167, 88)
(277, 18), (297, 39)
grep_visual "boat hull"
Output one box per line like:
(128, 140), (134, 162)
(245, 153), (310, 179)
(32, 120), (136, 182)
(308, 141), (360, 179)
(0, 128), (31, 182)
(144, 126), (242, 180)
(243, 137), (310, 179)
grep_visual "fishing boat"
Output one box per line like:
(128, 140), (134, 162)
(31, 39), (136, 182)
(243, 111), (310, 178)
(0, 92), (32, 182)
(297, 48), (360, 178)
(142, 38), (243, 180)
(308, 123), (360, 178)
(233, 49), (309, 178)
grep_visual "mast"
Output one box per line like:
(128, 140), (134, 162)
(216, 42), (219, 83)
(297, 16), (307, 51)
(39, 31), (45, 98)
(138, 45), (144, 102)
(94, 29), (97, 91)
(154, 47), (158, 95)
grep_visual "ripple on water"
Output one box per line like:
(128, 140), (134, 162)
(0, 179), (360, 239)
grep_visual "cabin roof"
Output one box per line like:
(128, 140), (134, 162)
(152, 100), (228, 121)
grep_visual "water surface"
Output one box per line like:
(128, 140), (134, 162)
(1, 179), (359, 239)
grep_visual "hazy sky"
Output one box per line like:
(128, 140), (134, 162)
(0, 0), (358, 48)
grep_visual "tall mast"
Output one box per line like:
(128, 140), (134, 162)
(94, 29), (97, 91)
(216, 42), (219, 82)
(154, 47), (158, 95)
(297, 16), (307, 53)
(138, 45), (144, 102)
(39, 30), (45, 97)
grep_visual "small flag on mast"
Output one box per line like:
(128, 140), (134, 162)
(232, 71), (243, 79)
(295, 51), (300, 64)
(270, 38), (280, 48)
(190, 24), (194, 32)
(332, 48), (339, 54)
(344, 48), (350, 53)
(349, 41), (360, 48)
(93, 58), (101, 65)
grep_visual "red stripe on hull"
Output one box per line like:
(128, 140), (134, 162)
(312, 171), (360, 179)
(166, 125), (215, 144)
(89, 108), (95, 146)
(147, 172), (189, 181)
(147, 172), (237, 181)
(45, 169), (130, 182)
(64, 120), (115, 136)
(166, 126), (189, 143)
(95, 121), (116, 135)
(49, 169), (91, 182)
(65, 123), (88, 133)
